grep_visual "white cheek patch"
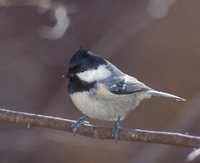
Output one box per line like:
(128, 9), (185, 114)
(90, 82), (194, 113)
(77, 65), (111, 83)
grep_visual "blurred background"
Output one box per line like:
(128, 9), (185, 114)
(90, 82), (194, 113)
(0, 0), (200, 162)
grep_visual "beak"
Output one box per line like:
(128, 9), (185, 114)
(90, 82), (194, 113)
(62, 72), (74, 78)
(62, 73), (69, 78)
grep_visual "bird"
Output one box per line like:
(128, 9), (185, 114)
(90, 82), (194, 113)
(64, 47), (185, 141)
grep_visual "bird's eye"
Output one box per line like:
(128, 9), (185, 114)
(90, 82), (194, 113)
(80, 68), (84, 72)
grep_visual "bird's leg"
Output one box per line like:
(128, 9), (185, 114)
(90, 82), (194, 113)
(112, 116), (122, 142)
(71, 115), (88, 136)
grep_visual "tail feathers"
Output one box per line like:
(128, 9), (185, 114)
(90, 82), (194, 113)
(147, 90), (186, 101)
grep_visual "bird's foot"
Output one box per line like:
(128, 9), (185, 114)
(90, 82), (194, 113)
(112, 116), (122, 143)
(71, 115), (88, 136)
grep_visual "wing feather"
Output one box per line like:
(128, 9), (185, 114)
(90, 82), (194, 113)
(108, 75), (150, 95)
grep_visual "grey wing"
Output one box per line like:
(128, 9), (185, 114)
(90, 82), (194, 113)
(108, 75), (151, 95)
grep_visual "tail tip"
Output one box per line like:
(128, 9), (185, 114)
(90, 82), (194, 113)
(176, 97), (186, 101)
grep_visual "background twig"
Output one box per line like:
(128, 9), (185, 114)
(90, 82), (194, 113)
(0, 108), (200, 148)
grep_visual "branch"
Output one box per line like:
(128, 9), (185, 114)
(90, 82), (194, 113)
(0, 108), (200, 148)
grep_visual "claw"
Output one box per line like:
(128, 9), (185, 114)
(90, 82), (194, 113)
(112, 116), (122, 143)
(71, 115), (88, 136)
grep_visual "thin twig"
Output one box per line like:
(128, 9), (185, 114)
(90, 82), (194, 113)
(0, 108), (200, 148)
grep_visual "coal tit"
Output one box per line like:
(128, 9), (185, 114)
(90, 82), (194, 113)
(64, 47), (185, 141)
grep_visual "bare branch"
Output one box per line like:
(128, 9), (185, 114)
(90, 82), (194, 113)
(0, 108), (200, 148)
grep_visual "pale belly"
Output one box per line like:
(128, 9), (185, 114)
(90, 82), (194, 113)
(70, 89), (150, 121)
